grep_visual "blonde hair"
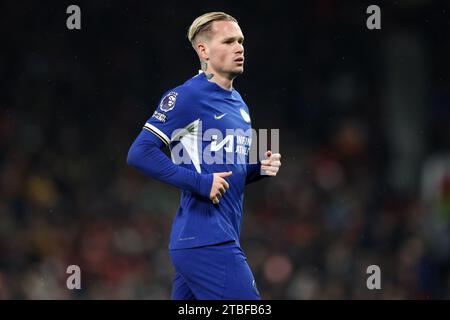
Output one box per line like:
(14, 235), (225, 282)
(187, 12), (238, 46)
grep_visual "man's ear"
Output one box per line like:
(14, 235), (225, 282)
(196, 42), (209, 61)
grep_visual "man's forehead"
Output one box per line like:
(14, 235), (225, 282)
(210, 20), (244, 38)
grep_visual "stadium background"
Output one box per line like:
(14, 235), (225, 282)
(1, 0), (450, 299)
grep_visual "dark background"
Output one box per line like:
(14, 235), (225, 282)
(1, 0), (450, 299)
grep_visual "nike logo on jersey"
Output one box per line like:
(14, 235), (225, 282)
(214, 113), (227, 120)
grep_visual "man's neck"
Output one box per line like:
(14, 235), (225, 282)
(203, 68), (234, 91)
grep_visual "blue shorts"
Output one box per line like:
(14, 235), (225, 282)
(169, 241), (261, 300)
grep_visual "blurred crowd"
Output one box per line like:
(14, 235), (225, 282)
(1, 1), (450, 299)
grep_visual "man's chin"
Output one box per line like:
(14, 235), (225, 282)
(231, 67), (244, 76)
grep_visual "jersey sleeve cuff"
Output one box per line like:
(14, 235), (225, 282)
(197, 173), (214, 199)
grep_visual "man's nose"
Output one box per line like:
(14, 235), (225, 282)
(235, 43), (244, 54)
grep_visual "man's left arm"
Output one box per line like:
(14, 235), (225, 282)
(245, 151), (282, 184)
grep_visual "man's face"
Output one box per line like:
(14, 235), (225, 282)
(205, 20), (245, 78)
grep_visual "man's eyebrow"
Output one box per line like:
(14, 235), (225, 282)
(223, 36), (245, 41)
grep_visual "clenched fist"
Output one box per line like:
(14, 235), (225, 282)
(210, 171), (232, 204)
(261, 151), (281, 176)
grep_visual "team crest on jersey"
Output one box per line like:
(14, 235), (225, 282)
(240, 108), (251, 123)
(159, 92), (178, 112)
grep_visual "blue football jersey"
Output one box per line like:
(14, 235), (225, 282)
(143, 72), (254, 250)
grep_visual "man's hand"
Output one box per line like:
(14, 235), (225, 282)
(210, 171), (232, 204)
(261, 151), (281, 176)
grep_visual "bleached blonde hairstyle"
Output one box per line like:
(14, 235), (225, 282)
(187, 12), (238, 47)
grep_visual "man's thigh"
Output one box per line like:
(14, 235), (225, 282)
(171, 272), (196, 300)
(170, 242), (260, 300)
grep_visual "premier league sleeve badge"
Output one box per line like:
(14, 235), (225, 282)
(159, 91), (178, 112)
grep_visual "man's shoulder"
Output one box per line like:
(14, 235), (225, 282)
(155, 74), (205, 114)
(167, 74), (203, 97)
(232, 88), (244, 100)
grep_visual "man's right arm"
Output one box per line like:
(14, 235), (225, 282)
(127, 129), (213, 198)
(127, 87), (231, 203)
